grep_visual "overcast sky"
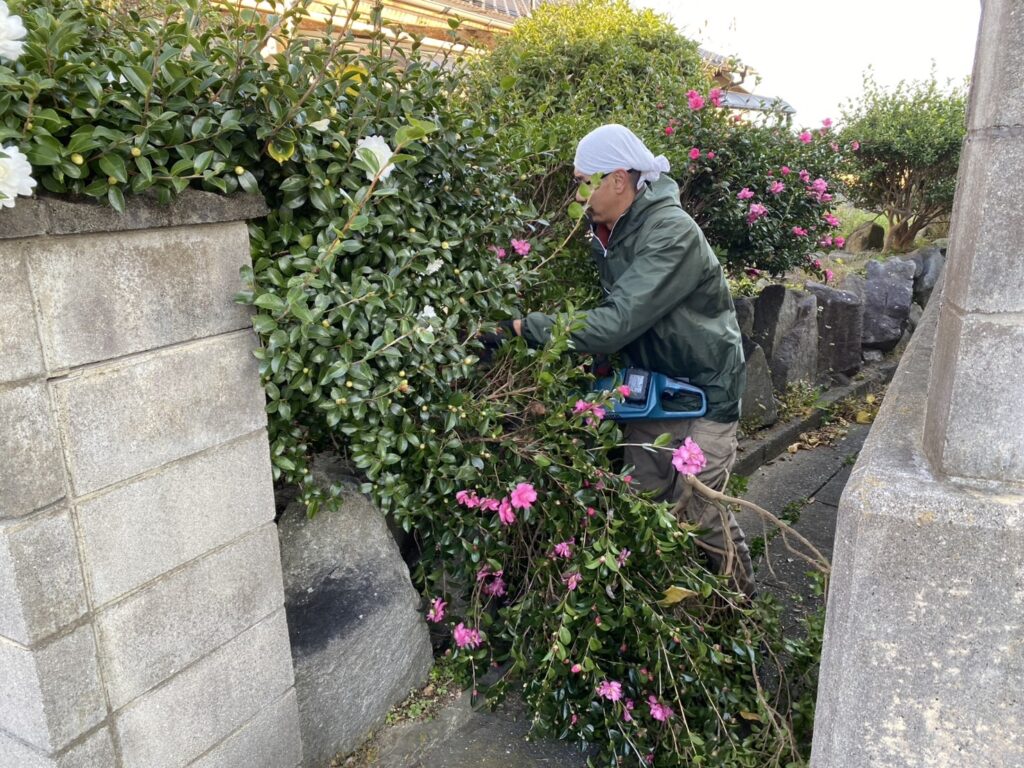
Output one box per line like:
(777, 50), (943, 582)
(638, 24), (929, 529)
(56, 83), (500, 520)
(629, 0), (981, 128)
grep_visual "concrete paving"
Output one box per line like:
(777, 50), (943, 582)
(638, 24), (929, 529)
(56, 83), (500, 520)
(357, 424), (871, 768)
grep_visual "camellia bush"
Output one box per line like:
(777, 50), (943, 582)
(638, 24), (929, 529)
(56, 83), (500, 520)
(839, 71), (967, 252)
(3, 1), (825, 765)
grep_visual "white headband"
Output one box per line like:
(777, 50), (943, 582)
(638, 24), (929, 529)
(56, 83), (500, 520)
(574, 124), (671, 190)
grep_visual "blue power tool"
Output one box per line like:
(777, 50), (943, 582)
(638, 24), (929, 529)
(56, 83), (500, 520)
(593, 367), (707, 421)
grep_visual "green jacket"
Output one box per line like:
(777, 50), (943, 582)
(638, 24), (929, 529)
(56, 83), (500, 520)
(523, 175), (745, 423)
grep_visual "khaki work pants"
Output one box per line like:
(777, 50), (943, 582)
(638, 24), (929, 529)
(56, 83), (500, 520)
(624, 417), (755, 596)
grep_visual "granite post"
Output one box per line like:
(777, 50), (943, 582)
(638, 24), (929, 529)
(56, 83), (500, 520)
(811, 2), (1024, 765)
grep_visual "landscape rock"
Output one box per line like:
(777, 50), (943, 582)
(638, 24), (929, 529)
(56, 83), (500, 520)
(740, 337), (778, 429)
(908, 302), (924, 331)
(733, 296), (755, 338)
(862, 259), (915, 350)
(839, 274), (866, 301)
(912, 247), (946, 307)
(768, 293), (819, 390)
(846, 221), (885, 252)
(863, 349), (884, 363)
(278, 455), (433, 768)
(752, 285), (800, 360)
(805, 282), (864, 375)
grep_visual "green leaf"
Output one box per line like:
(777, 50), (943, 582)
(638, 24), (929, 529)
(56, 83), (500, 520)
(107, 185), (126, 214)
(254, 293), (286, 312)
(98, 153), (127, 183)
(567, 201), (584, 220)
(499, 75), (517, 90)
(653, 432), (673, 448)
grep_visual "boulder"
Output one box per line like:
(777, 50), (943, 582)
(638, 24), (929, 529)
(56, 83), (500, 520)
(733, 296), (755, 338)
(740, 337), (778, 429)
(908, 302), (924, 331)
(805, 282), (864, 375)
(863, 349), (884, 363)
(752, 284), (800, 360)
(278, 455), (433, 767)
(840, 274), (866, 301)
(768, 293), (819, 390)
(862, 259), (915, 351)
(912, 247), (946, 307)
(846, 221), (885, 252)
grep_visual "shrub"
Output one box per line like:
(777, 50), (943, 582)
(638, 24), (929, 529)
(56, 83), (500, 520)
(4, 2), (823, 765)
(839, 71), (967, 252)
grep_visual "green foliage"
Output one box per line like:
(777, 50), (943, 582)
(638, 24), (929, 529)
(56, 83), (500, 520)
(840, 71), (967, 252)
(5, 2), (824, 764)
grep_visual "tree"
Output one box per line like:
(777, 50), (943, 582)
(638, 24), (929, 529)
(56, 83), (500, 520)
(840, 72), (967, 252)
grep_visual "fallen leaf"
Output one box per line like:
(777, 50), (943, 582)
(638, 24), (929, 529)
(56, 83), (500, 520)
(738, 710), (762, 722)
(657, 586), (699, 606)
(787, 443), (800, 454)
(865, 393), (877, 405)
(855, 410), (873, 424)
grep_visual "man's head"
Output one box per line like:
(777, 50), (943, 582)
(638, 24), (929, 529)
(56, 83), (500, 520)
(573, 124), (671, 225)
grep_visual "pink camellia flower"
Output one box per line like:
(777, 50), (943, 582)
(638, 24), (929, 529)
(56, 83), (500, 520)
(834, 236), (846, 249)
(824, 269), (835, 283)
(768, 180), (785, 195)
(746, 203), (768, 224)
(687, 89), (705, 110)
(617, 384), (631, 397)
(664, 125), (674, 136)
(736, 187), (755, 200)
(586, 405), (606, 427)
(497, 498), (516, 526)
(792, 226), (807, 237)
(648, 695), (674, 722)
(819, 235), (834, 248)
(688, 147), (700, 160)
(616, 548), (631, 566)
(573, 399), (591, 414)
(671, 437), (706, 475)
(780, 165), (791, 176)
(510, 482), (537, 510)
(511, 239), (531, 256)
(810, 177), (828, 195)
(571, 663), (582, 674)
(426, 597), (446, 623)
(488, 244), (507, 260)
(830, 142), (840, 152)
(564, 572), (582, 591)
(820, 192), (834, 202)
(622, 474), (633, 484)
(799, 131), (813, 144)
(709, 88), (723, 107)
(851, 140), (861, 151)
(476, 565), (492, 582)
(478, 497), (501, 512)
(453, 622), (482, 649)
(706, 151), (716, 160)
(623, 699), (635, 722)
(822, 117), (833, 129)
(812, 258), (823, 270)
(597, 680), (623, 702)
(824, 212), (841, 228)
(456, 489), (480, 508)
(587, 506), (596, 517)
(482, 572), (506, 596)
(552, 538), (574, 558)
(798, 169), (811, 183)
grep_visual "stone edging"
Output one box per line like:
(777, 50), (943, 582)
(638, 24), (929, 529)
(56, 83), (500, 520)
(733, 360), (899, 477)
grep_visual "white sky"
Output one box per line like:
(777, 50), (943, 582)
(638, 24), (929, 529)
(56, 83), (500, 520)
(629, 0), (981, 128)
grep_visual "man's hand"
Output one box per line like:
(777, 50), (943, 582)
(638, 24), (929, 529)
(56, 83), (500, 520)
(477, 319), (519, 362)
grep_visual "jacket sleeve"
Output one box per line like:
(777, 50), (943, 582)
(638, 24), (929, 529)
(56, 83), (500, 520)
(522, 219), (709, 354)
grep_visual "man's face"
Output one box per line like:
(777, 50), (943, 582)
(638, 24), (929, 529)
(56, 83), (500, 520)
(574, 168), (632, 226)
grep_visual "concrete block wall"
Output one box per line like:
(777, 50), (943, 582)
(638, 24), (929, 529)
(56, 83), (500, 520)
(0, 193), (303, 767)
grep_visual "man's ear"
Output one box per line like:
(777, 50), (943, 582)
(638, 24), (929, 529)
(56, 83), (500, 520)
(612, 168), (632, 193)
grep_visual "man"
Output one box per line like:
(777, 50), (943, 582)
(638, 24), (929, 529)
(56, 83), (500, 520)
(508, 124), (754, 596)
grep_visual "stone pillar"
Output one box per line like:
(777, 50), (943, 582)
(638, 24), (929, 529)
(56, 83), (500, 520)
(811, 2), (1024, 766)
(0, 193), (303, 768)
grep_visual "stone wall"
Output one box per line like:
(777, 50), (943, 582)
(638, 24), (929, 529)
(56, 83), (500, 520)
(0, 193), (303, 767)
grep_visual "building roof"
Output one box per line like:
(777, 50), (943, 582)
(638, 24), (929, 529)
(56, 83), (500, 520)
(721, 90), (796, 115)
(444, 0), (534, 18)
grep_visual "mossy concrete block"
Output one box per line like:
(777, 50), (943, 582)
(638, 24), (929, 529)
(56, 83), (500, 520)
(0, 381), (65, 520)
(95, 525), (285, 709)
(51, 330), (265, 495)
(114, 609), (295, 768)
(0, 508), (87, 645)
(0, 625), (106, 752)
(76, 431), (274, 606)
(19, 222), (254, 371)
(0, 251), (45, 383)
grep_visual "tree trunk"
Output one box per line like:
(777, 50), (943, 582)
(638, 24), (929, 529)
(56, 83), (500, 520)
(884, 218), (925, 252)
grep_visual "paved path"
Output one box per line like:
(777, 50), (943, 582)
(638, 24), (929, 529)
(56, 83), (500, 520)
(359, 424), (871, 768)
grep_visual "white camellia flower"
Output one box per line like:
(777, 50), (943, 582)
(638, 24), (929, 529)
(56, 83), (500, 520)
(0, 145), (37, 208)
(308, 118), (330, 132)
(354, 135), (395, 182)
(0, 1), (27, 61)
(424, 259), (443, 275)
(418, 304), (437, 322)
